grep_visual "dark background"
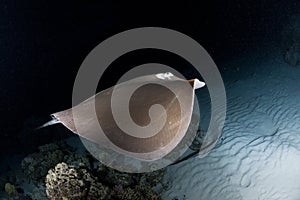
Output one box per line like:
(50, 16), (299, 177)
(0, 0), (298, 156)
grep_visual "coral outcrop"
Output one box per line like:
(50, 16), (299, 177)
(115, 185), (161, 200)
(21, 143), (65, 182)
(45, 161), (164, 200)
(46, 162), (86, 199)
(5, 140), (165, 200)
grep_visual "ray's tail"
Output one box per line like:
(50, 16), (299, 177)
(36, 118), (60, 130)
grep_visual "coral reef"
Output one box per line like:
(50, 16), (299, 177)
(189, 129), (206, 151)
(95, 162), (108, 178)
(115, 185), (161, 200)
(138, 169), (165, 187)
(63, 153), (92, 169)
(0, 176), (8, 192)
(21, 141), (94, 182)
(45, 162), (90, 199)
(5, 183), (17, 197)
(29, 184), (47, 200)
(3, 182), (32, 200)
(45, 161), (163, 200)
(3, 140), (165, 199)
(86, 181), (111, 200)
(21, 142), (65, 182)
(97, 162), (166, 189)
(45, 160), (165, 199)
(104, 168), (135, 188)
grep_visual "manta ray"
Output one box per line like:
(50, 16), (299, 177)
(39, 72), (209, 164)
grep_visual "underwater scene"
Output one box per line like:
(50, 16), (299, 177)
(1, 1), (300, 200)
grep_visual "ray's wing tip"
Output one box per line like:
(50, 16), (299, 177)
(193, 79), (206, 89)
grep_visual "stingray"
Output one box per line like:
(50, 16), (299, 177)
(40, 72), (206, 163)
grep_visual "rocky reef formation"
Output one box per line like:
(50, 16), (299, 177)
(44, 160), (164, 200)
(114, 185), (161, 200)
(21, 142), (66, 183)
(0, 139), (166, 199)
(45, 162), (111, 200)
(0, 128), (209, 200)
(188, 129), (206, 151)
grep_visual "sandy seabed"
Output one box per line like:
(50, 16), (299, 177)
(162, 49), (300, 200)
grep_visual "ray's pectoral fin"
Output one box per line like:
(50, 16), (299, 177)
(193, 79), (206, 89)
(188, 79), (205, 90)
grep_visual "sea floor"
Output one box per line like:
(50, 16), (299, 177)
(162, 48), (300, 200)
